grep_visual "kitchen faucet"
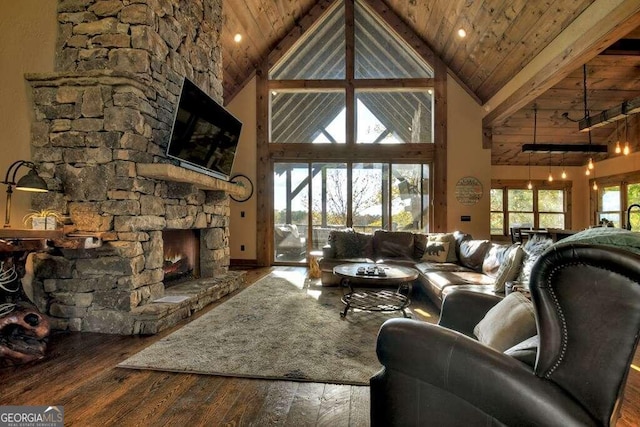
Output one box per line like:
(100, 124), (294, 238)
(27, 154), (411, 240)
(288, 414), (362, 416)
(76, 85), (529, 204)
(626, 204), (640, 230)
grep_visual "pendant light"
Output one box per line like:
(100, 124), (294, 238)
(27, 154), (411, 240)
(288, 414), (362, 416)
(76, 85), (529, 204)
(582, 65), (595, 175)
(623, 115), (631, 155)
(548, 154), (553, 182)
(615, 120), (622, 154)
(561, 153), (567, 179)
(528, 107), (537, 190)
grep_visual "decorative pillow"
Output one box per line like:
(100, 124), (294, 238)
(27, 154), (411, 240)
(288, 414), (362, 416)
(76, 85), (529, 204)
(413, 233), (428, 259)
(517, 235), (554, 290)
(474, 292), (537, 352)
(373, 230), (415, 259)
(482, 243), (514, 278)
(332, 230), (373, 259)
(458, 239), (492, 272)
(421, 241), (450, 263)
(493, 245), (525, 292)
(428, 233), (457, 262)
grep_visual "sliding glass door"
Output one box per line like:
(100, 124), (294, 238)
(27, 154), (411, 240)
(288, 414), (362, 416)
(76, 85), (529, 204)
(273, 162), (430, 263)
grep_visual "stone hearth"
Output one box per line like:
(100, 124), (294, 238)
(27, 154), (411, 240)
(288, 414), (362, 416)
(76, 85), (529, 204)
(22, 0), (244, 334)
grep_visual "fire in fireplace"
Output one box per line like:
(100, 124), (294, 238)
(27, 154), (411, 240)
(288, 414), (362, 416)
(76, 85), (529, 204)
(162, 229), (201, 286)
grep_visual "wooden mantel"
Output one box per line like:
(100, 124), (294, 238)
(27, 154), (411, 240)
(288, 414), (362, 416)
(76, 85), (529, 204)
(136, 164), (246, 197)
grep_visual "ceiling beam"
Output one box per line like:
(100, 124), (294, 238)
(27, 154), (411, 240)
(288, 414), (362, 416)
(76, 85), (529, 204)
(482, 0), (640, 129)
(579, 96), (640, 131)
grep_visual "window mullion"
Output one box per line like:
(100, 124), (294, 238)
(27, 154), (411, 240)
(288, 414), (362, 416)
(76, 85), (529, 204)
(345, 0), (355, 146)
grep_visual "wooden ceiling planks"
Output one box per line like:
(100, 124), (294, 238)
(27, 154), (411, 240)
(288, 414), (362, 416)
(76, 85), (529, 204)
(221, 0), (640, 167)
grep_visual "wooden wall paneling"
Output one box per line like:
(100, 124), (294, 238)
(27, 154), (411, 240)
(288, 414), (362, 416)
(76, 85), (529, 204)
(256, 62), (271, 266)
(434, 58), (447, 232)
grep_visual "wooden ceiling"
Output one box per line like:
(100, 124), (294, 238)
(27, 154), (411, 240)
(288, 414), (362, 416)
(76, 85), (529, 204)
(222, 0), (640, 166)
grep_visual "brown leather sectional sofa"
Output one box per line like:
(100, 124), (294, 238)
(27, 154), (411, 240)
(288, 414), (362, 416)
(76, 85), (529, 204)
(319, 229), (528, 307)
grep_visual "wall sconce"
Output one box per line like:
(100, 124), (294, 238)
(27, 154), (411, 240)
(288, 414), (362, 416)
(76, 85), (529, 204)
(2, 160), (48, 228)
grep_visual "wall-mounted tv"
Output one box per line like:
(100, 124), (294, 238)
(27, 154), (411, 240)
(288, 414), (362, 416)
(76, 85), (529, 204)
(166, 78), (242, 181)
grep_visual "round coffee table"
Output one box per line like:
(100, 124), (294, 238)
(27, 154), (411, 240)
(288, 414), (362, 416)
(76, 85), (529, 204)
(333, 263), (419, 318)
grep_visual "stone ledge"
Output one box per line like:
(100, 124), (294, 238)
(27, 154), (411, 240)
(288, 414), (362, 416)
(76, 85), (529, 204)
(137, 163), (247, 197)
(130, 270), (245, 334)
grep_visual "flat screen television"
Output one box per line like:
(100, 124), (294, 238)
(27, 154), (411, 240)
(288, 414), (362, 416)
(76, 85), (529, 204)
(166, 78), (242, 181)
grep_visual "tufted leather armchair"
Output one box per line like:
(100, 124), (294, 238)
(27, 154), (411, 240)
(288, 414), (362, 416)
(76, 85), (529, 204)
(370, 244), (640, 426)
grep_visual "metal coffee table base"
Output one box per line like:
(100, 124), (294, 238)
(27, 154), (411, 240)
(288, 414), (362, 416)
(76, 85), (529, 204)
(340, 279), (411, 318)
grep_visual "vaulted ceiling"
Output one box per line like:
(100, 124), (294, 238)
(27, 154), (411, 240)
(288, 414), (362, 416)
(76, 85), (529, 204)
(222, 0), (640, 166)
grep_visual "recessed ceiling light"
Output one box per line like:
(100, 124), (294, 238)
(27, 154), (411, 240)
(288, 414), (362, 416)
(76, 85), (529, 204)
(457, 28), (467, 38)
(234, 33), (242, 43)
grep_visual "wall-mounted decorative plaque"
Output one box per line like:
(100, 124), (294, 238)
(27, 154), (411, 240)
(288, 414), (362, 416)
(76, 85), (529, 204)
(455, 176), (483, 206)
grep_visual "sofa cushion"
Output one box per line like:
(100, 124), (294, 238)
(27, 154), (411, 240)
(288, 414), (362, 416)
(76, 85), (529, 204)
(493, 245), (525, 292)
(458, 239), (492, 272)
(453, 231), (472, 259)
(330, 230), (373, 259)
(421, 241), (450, 262)
(373, 230), (415, 259)
(474, 292), (537, 352)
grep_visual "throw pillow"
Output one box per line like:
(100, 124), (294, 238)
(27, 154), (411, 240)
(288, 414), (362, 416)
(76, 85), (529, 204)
(421, 241), (450, 263)
(517, 235), (554, 290)
(474, 292), (537, 352)
(458, 239), (492, 272)
(428, 233), (457, 262)
(493, 245), (525, 292)
(413, 233), (428, 259)
(333, 230), (373, 258)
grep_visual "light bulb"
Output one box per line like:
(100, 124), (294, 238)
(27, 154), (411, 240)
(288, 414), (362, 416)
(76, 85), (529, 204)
(561, 169), (567, 179)
(624, 142), (630, 155)
(548, 172), (553, 182)
(585, 168), (591, 176)
(234, 33), (242, 43)
(615, 141), (622, 154)
(527, 181), (533, 190)
(588, 158), (594, 170)
(593, 181), (598, 191)
(457, 28), (467, 38)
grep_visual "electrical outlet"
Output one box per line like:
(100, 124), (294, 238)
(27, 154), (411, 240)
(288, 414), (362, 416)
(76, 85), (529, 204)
(240, 245), (245, 251)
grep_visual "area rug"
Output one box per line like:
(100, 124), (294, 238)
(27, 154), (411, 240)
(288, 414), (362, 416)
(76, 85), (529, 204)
(118, 271), (410, 385)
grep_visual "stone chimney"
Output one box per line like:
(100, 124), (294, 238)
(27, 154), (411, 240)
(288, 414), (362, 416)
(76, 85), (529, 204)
(24, 0), (239, 334)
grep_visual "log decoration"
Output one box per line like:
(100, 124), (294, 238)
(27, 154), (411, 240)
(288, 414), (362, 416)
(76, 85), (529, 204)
(1, 249), (51, 366)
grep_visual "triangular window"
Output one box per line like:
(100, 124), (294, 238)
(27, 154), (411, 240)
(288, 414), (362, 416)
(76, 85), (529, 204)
(270, 2), (345, 80)
(354, 1), (433, 79)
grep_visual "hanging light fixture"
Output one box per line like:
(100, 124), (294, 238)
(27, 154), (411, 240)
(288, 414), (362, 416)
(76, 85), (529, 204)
(624, 115), (631, 155)
(593, 180), (598, 191)
(528, 107), (537, 190)
(561, 152), (567, 179)
(615, 120), (622, 154)
(581, 65), (597, 176)
(548, 154), (553, 182)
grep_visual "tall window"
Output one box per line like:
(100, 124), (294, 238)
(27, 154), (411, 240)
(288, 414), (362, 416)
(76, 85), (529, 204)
(491, 181), (571, 236)
(267, 0), (437, 263)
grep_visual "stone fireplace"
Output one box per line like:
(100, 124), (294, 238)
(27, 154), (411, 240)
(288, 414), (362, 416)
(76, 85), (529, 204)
(22, 0), (243, 334)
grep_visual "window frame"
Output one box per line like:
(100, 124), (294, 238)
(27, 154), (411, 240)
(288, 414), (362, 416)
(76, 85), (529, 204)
(491, 180), (572, 236)
(591, 170), (640, 229)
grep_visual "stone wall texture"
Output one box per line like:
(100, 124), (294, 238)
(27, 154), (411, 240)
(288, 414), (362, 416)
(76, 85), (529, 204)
(25, 0), (228, 334)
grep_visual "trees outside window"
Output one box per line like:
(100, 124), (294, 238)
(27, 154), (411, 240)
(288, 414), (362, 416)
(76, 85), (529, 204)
(491, 181), (570, 236)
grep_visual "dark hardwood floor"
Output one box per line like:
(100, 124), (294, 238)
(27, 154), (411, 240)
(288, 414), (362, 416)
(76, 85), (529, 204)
(1, 266), (638, 426)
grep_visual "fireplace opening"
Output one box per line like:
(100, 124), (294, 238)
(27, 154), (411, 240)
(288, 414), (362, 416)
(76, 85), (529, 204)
(162, 229), (200, 287)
